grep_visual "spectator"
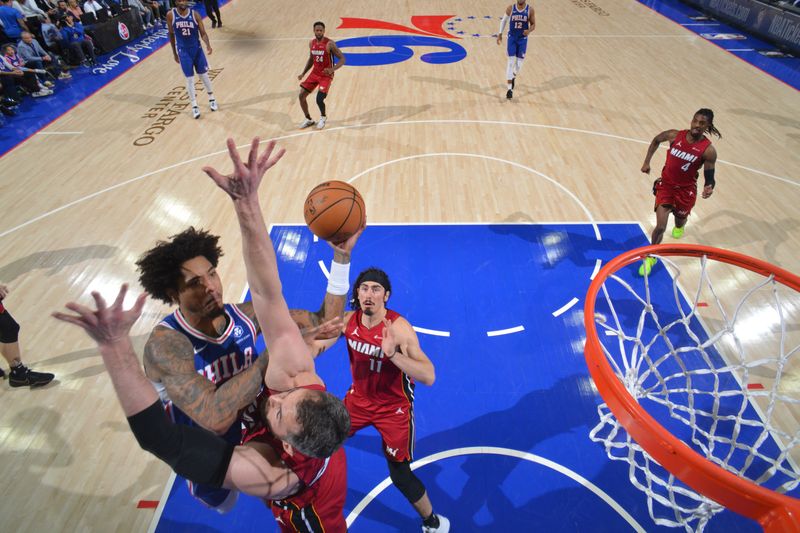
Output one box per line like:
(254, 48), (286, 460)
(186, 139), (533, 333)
(0, 49), (51, 100)
(3, 42), (54, 91)
(127, 0), (152, 28)
(65, 0), (81, 18)
(60, 11), (95, 65)
(16, 0), (46, 38)
(52, 0), (69, 20)
(0, 0), (29, 40)
(82, 0), (107, 19)
(40, 14), (63, 53)
(18, 31), (70, 78)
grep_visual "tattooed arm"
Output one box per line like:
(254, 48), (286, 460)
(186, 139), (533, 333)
(143, 326), (268, 435)
(287, 228), (364, 332)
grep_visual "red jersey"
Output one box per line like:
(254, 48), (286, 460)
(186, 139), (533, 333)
(309, 37), (333, 76)
(243, 384), (347, 518)
(660, 129), (712, 187)
(344, 309), (415, 406)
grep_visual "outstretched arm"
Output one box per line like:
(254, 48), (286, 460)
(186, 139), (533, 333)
(53, 285), (301, 500)
(641, 129), (678, 174)
(53, 285), (153, 414)
(203, 138), (319, 391)
(289, 226), (364, 334)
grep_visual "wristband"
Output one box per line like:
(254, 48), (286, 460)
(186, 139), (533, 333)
(326, 260), (350, 295)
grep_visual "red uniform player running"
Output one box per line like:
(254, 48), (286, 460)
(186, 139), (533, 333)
(639, 108), (721, 276)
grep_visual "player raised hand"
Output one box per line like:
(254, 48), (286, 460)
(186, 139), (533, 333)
(380, 319), (412, 359)
(202, 138), (286, 201)
(53, 284), (146, 345)
(327, 221), (366, 260)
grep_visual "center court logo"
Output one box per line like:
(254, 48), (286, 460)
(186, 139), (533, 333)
(336, 15), (468, 66)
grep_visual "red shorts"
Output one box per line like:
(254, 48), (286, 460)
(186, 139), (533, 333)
(300, 71), (333, 94)
(344, 391), (415, 462)
(270, 448), (347, 533)
(654, 180), (698, 218)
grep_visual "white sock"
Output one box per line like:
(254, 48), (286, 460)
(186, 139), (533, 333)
(200, 72), (213, 96)
(515, 57), (524, 76)
(507, 82), (512, 90)
(185, 76), (197, 106)
(506, 57), (516, 81)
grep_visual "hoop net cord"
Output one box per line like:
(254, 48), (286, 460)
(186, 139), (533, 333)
(584, 244), (800, 532)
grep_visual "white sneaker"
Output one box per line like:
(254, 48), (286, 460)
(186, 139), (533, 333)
(422, 515), (449, 533)
(192, 105), (200, 119)
(316, 116), (327, 129)
(32, 90), (50, 97)
(299, 118), (315, 129)
(209, 98), (218, 111)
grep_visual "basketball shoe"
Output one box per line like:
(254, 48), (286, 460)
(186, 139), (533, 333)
(638, 256), (657, 277)
(192, 105), (200, 119)
(9, 364), (54, 388)
(316, 116), (327, 129)
(299, 118), (315, 129)
(506, 89), (513, 99)
(671, 226), (685, 239)
(422, 514), (450, 533)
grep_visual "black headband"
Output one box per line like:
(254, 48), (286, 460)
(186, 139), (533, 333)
(359, 271), (388, 290)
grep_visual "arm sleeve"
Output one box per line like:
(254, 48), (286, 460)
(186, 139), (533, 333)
(703, 167), (715, 189)
(126, 400), (235, 488)
(499, 14), (508, 34)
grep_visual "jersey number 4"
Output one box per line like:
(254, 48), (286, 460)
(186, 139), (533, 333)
(681, 162), (691, 172)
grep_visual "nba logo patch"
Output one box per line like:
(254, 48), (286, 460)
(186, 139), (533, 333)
(118, 22), (130, 40)
(233, 325), (244, 338)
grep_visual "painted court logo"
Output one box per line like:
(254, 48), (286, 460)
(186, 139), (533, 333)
(337, 15), (467, 66)
(118, 22), (130, 40)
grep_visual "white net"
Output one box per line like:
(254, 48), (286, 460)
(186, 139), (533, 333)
(588, 252), (800, 532)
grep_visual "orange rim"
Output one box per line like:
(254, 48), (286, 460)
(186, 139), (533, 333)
(584, 244), (800, 532)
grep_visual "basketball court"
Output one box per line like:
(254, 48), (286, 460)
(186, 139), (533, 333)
(1, 0), (798, 532)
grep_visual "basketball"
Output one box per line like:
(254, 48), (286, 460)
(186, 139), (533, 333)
(304, 181), (366, 243)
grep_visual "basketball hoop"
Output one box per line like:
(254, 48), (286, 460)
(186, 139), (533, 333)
(584, 244), (800, 532)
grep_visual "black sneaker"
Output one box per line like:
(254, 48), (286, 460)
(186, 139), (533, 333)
(0, 367), (5, 379)
(211, 20), (217, 28)
(506, 89), (513, 99)
(9, 364), (55, 388)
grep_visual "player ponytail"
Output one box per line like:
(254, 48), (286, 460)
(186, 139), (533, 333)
(696, 108), (721, 138)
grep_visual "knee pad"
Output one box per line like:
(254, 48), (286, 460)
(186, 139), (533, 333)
(0, 310), (20, 343)
(387, 460), (425, 503)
